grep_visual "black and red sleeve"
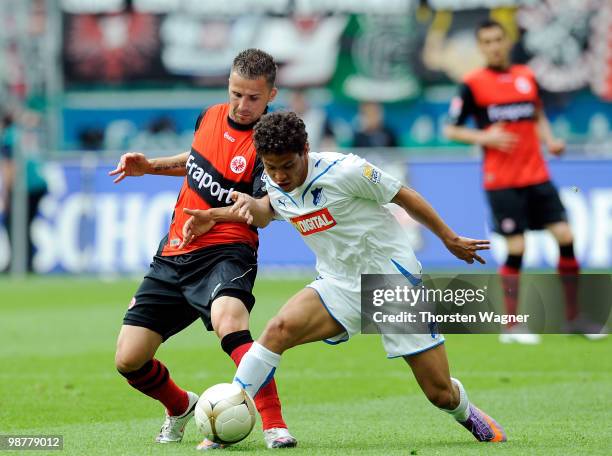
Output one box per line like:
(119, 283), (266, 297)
(251, 158), (267, 198)
(448, 83), (477, 126)
(194, 108), (208, 133)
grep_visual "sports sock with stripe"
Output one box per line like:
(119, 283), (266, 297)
(500, 254), (522, 326)
(222, 331), (287, 430)
(232, 342), (281, 401)
(558, 243), (580, 322)
(120, 359), (189, 416)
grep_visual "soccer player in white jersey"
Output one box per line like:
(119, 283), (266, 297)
(183, 111), (507, 444)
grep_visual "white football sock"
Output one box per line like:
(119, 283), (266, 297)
(232, 342), (281, 398)
(443, 377), (470, 422)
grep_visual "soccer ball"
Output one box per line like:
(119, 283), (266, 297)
(194, 383), (256, 444)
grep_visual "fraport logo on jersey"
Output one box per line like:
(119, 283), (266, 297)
(230, 155), (247, 174)
(186, 154), (235, 203)
(487, 102), (535, 122)
(290, 208), (336, 236)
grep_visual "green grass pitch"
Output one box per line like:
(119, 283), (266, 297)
(0, 277), (610, 455)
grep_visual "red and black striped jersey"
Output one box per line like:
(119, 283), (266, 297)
(448, 65), (549, 190)
(161, 103), (265, 256)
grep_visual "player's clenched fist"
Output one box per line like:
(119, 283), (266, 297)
(546, 138), (566, 156)
(108, 152), (152, 183)
(230, 192), (255, 225)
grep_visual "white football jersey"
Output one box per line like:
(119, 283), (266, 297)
(264, 152), (421, 289)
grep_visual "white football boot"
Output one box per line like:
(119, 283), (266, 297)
(156, 391), (199, 443)
(565, 316), (609, 341)
(263, 428), (298, 449)
(499, 325), (541, 345)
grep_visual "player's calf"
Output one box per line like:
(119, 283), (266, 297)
(421, 381), (458, 410)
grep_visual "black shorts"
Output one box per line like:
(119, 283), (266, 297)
(123, 242), (258, 340)
(486, 181), (567, 235)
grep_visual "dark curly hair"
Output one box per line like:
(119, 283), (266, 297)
(232, 49), (277, 87)
(253, 111), (308, 156)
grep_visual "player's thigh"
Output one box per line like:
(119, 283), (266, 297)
(486, 187), (527, 235)
(260, 287), (344, 353)
(527, 181), (568, 232)
(123, 261), (200, 342)
(210, 295), (250, 339)
(115, 324), (163, 372)
(182, 244), (258, 333)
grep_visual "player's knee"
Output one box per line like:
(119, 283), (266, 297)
(215, 315), (247, 339)
(262, 315), (297, 351)
(556, 227), (574, 245)
(212, 298), (250, 339)
(114, 349), (148, 374)
(506, 235), (525, 256)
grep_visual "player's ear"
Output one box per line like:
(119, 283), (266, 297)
(304, 142), (310, 155)
(268, 86), (278, 102)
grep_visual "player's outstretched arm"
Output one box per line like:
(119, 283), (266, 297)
(108, 151), (189, 183)
(444, 124), (517, 153)
(179, 194), (274, 249)
(392, 186), (490, 264)
(230, 192), (274, 228)
(179, 207), (250, 249)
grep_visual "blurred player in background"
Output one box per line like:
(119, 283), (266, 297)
(443, 20), (600, 343)
(352, 101), (398, 148)
(185, 111), (507, 444)
(1, 110), (48, 273)
(109, 49), (297, 449)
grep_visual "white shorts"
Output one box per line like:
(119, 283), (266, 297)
(307, 275), (445, 358)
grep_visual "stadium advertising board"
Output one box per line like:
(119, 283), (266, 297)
(1, 159), (610, 273)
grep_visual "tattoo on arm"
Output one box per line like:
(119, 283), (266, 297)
(152, 161), (185, 172)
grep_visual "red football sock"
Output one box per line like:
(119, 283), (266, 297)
(558, 256), (580, 321)
(500, 265), (520, 327)
(124, 359), (189, 416)
(231, 342), (287, 430)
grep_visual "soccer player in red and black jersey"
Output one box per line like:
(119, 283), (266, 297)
(444, 20), (594, 344)
(109, 49), (297, 449)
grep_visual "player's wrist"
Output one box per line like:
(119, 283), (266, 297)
(144, 158), (158, 174)
(203, 208), (221, 223)
(441, 231), (459, 245)
(476, 131), (491, 146)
